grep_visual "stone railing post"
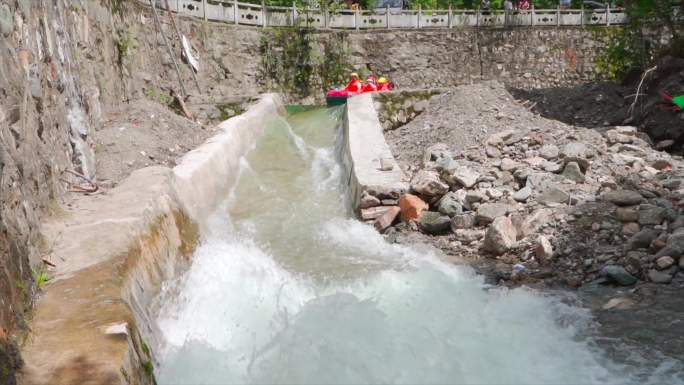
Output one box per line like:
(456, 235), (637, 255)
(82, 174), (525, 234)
(531, 4), (535, 26)
(448, 4), (453, 28)
(262, 0), (266, 27)
(476, 8), (480, 27)
(234, 0), (239, 24)
(417, 4), (422, 28)
(355, 6), (360, 30)
(202, 0), (207, 21)
(386, 4), (390, 29)
(323, 2), (328, 28)
(556, 4), (560, 26)
(580, 4), (584, 27)
(292, 1), (297, 26)
(605, 3), (610, 25)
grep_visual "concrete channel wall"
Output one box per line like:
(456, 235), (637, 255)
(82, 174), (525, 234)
(343, 93), (409, 214)
(19, 94), (284, 385)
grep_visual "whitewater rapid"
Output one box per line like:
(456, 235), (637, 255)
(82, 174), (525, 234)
(154, 108), (683, 385)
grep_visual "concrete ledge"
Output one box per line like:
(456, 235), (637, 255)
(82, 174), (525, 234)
(173, 94), (284, 225)
(342, 93), (409, 213)
(20, 94), (285, 385)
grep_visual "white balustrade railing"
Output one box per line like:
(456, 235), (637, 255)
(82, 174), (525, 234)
(148, 0), (661, 29)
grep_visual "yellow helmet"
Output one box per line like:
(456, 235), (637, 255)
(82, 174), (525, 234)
(350, 72), (359, 78)
(378, 77), (388, 83)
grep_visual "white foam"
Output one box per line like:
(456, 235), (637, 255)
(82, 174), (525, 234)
(155, 108), (684, 385)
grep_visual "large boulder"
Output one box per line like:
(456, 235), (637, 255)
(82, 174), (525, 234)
(476, 203), (512, 225)
(437, 192), (463, 217)
(637, 205), (666, 225)
(422, 143), (452, 167)
(655, 231), (684, 258)
(451, 213), (476, 231)
(419, 212), (451, 234)
(601, 190), (644, 206)
(410, 170), (448, 197)
(627, 228), (660, 250)
(562, 162), (585, 183)
(512, 208), (553, 239)
(483, 216), (517, 255)
(601, 265), (638, 286)
(442, 165), (480, 189)
(373, 206), (400, 233)
(399, 194), (428, 222)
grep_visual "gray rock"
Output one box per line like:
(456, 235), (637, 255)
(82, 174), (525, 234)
(647, 269), (672, 284)
(359, 191), (381, 209)
(535, 235), (554, 261)
(485, 146), (501, 158)
(453, 228), (485, 243)
(513, 186), (532, 202)
(615, 207), (639, 222)
(419, 211), (451, 234)
(17, 0), (30, 16)
(662, 179), (684, 190)
(465, 190), (486, 204)
(437, 192), (463, 217)
(500, 158), (520, 172)
(537, 187), (569, 205)
(543, 161), (563, 173)
(656, 256), (675, 270)
(483, 216), (517, 255)
(422, 143), (452, 166)
(602, 190), (644, 206)
(0, 4), (12, 37)
(637, 205), (666, 226)
(601, 265), (638, 286)
(539, 144), (559, 160)
(512, 208), (552, 238)
(562, 162), (585, 183)
(561, 142), (589, 159)
(411, 170), (448, 197)
(451, 213), (476, 230)
(476, 203), (512, 225)
(627, 229), (660, 250)
(451, 166), (480, 189)
(655, 232), (684, 258)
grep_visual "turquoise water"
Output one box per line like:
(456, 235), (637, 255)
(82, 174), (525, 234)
(154, 108), (683, 385)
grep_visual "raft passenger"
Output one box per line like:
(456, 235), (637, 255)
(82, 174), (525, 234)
(344, 72), (364, 94)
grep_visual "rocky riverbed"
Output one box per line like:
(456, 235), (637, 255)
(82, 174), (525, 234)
(373, 81), (684, 292)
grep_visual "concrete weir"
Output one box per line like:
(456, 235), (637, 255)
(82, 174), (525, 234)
(18, 94), (285, 385)
(342, 93), (409, 214)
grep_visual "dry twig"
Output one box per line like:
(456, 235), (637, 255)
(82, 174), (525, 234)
(628, 65), (657, 118)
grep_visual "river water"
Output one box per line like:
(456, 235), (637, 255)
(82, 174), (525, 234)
(154, 108), (683, 385)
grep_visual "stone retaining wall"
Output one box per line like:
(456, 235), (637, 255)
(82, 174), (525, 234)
(19, 94), (283, 385)
(373, 89), (442, 131)
(342, 93), (408, 227)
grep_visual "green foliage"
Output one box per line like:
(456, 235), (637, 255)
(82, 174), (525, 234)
(260, 28), (352, 98)
(145, 88), (172, 104)
(32, 267), (49, 290)
(320, 33), (350, 90)
(142, 360), (154, 377)
(116, 29), (138, 66)
(593, 0), (682, 80)
(260, 28), (315, 97)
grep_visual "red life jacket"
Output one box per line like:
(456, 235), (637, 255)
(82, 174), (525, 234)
(345, 79), (363, 94)
(362, 82), (377, 93)
(377, 82), (392, 91)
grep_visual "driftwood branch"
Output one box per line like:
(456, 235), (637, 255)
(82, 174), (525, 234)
(172, 89), (194, 120)
(60, 169), (98, 193)
(628, 65), (657, 118)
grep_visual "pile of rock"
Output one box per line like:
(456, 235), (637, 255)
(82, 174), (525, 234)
(372, 119), (684, 287)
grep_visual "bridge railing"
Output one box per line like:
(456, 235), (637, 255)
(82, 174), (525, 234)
(152, 0), (636, 28)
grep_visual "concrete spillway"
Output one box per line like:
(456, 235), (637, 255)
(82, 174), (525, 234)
(151, 106), (683, 384)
